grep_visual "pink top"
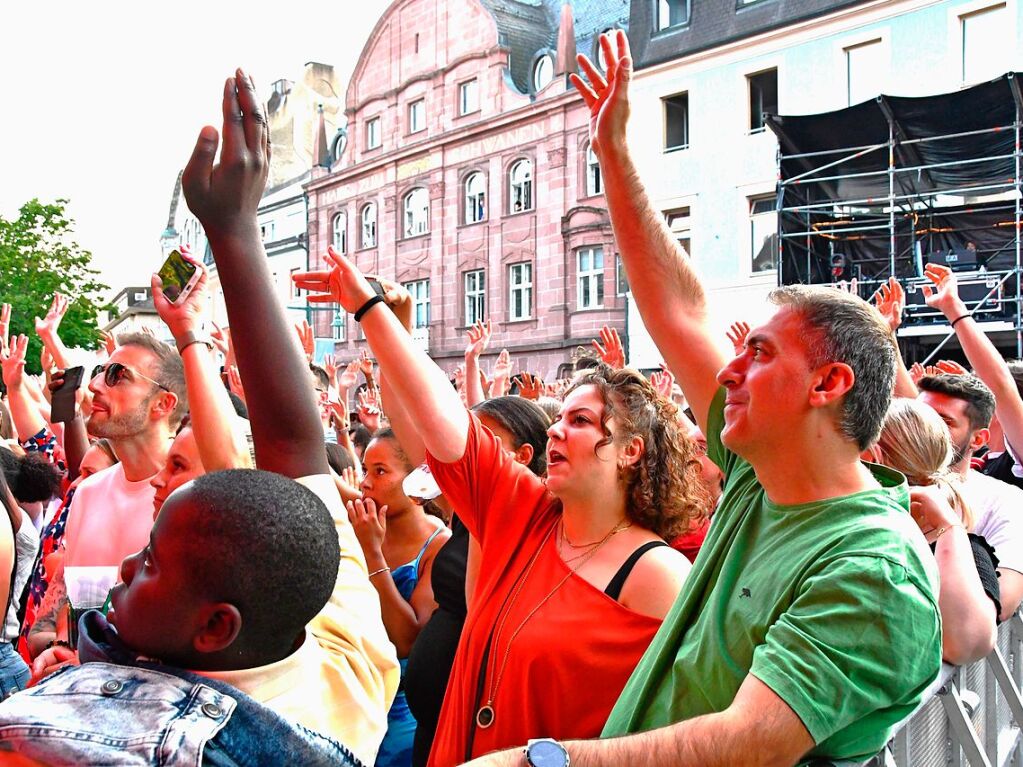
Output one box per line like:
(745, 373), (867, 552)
(64, 463), (156, 567)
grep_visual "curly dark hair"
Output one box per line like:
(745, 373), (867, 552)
(567, 363), (707, 540)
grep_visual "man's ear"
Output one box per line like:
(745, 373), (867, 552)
(971, 427), (991, 453)
(150, 391), (179, 422)
(808, 363), (855, 409)
(193, 603), (242, 654)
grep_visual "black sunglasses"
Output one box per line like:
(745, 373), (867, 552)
(91, 362), (170, 392)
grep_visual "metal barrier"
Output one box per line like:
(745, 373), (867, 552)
(878, 614), (1023, 766)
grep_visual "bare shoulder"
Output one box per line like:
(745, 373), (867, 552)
(619, 543), (692, 620)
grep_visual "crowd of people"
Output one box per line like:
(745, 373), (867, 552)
(0, 30), (1018, 766)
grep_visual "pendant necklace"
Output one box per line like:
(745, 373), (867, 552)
(475, 515), (630, 729)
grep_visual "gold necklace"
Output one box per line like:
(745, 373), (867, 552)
(475, 517), (627, 730)
(560, 518), (629, 549)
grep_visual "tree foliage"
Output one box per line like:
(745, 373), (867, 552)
(0, 199), (109, 373)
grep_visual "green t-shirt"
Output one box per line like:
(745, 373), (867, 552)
(603, 388), (941, 763)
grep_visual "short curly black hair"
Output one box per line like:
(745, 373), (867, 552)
(0, 448), (62, 503)
(179, 470), (339, 657)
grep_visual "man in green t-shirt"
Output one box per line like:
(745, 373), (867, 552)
(461, 30), (941, 767)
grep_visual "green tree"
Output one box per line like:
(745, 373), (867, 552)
(0, 199), (109, 373)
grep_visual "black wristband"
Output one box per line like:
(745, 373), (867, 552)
(354, 295), (385, 322)
(950, 314), (971, 328)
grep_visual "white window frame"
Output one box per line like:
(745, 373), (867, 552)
(464, 172), (486, 224)
(577, 247), (605, 310)
(842, 37), (886, 107)
(749, 195), (778, 275)
(656, 0), (689, 31)
(361, 203), (377, 248)
(663, 92), (689, 152)
(259, 220), (275, 243)
(408, 99), (425, 134)
(533, 55), (554, 92)
(585, 144), (602, 196)
(509, 159), (534, 213)
(331, 212), (346, 254)
(958, 3), (1011, 85)
(615, 255), (629, 296)
(464, 269), (485, 326)
(403, 279), (431, 329)
(366, 116), (381, 150)
(404, 188), (430, 237)
(459, 79), (479, 116)
(665, 207), (691, 257)
(747, 68), (778, 134)
(508, 262), (533, 321)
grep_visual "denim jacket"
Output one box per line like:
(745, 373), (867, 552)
(0, 611), (365, 766)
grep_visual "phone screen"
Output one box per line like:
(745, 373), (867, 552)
(158, 249), (199, 302)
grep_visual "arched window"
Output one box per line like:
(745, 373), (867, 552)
(332, 133), (347, 164)
(464, 172), (486, 225)
(509, 159), (534, 213)
(331, 212), (347, 253)
(404, 188), (430, 237)
(585, 145), (602, 196)
(533, 54), (554, 92)
(361, 203), (377, 249)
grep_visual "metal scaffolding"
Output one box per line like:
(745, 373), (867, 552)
(767, 74), (1023, 359)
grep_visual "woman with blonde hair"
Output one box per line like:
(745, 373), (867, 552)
(869, 397), (998, 664)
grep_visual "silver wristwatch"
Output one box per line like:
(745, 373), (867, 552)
(524, 738), (570, 767)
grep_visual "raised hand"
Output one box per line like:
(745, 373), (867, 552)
(872, 277), (905, 333)
(591, 325), (625, 369)
(152, 253), (209, 343)
(357, 387), (382, 432)
(513, 372), (544, 401)
(909, 362), (926, 384)
(569, 30), (632, 158)
(181, 69), (269, 240)
(291, 246), (377, 316)
(100, 331), (117, 358)
(341, 466), (361, 492)
(465, 319), (492, 360)
(453, 364), (466, 393)
(725, 322), (750, 356)
(346, 497), (388, 560)
(491, 349), (514, 397)
(921, 264), (968, 320)
(328, 400), (350, 433)
(34, 293), (69, 341)
(210, 323), (231, 357)
(295, 320), (314, 362)
(936, 360), (969, 376)
(227, 365), (246, 405)
(323, 354), (339, 388)
(338, 360), (360, 391)
(0, 334), (28, 390)
(650, 363), (676, 400)
(358, 349), (376, 382)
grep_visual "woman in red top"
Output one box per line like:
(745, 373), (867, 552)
(294, 248), (706, 765)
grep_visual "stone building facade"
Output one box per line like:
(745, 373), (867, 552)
(305, 0), (629, 379)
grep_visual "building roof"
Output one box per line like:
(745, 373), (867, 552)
(478, 0), (628, 94)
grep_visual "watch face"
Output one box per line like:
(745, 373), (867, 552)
(528, 741), (567, 767)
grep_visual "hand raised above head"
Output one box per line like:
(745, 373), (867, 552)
(182, 69), (269, 241)
(152, 253), (209, 341)
(292, 246), (377, 315)
(570, 29), (632, 158)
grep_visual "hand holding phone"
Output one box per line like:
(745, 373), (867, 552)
(50, 366), (85, 423)
(157, 249), (201, 304)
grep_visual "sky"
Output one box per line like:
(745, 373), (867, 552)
(0, 1), (391, 296)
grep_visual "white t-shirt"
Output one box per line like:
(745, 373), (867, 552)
(64, 464), (156, 568)
(195, 474), (398, 766)
(962, 469), (1023, 574)
(4, 515), (39, 640)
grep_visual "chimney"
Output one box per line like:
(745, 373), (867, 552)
(312, 104), (330, 169)
(556, 1), (576, 76)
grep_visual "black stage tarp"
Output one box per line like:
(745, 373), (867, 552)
(767, 73), (1023, 286)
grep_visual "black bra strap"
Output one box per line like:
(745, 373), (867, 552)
(604, 541), (669, 601)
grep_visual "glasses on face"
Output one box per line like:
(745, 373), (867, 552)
(92, 362), (170, 392)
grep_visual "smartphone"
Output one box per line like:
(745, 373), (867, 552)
(366, 278), (386, 298)
(50, 366), (84, 423)
(157, 249), (201, 303)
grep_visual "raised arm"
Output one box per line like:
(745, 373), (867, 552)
(571, 31), (725, 432)
(181, 70), (326, 479)
(294, 247), (470, 462)
(923, 264), (1023, 451)
(152, 258), (250, 471)
(33, 293), (73, 371)
(463, 320), (491, 407)
(1, 335), (47, 441)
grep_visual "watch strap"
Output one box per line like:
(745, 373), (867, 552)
(176, 331), (215, 356)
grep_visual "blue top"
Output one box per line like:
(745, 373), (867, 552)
(391, 527), (445, 603)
